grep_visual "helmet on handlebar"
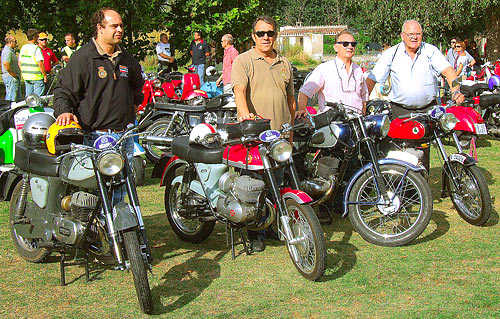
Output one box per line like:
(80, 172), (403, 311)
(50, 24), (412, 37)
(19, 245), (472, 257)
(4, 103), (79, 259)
(46, 121), (84, 154)
(488, 75), (500, 90)
(205, 66), (217, 76)
(22, 113), (55, 149)
(189, 123), (221, 148)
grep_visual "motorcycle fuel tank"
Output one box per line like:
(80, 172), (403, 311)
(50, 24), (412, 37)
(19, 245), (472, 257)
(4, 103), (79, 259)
(59, 152), (97, 189)
(223, 144), (264, 170)
(388, 118), (431, 141)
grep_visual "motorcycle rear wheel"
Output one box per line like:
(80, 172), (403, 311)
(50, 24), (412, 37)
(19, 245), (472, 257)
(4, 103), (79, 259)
(446, 162), (491, 225)
(282, 199), (326, 281)
(133, 156), (146, 186)
(9, 180), (49, 262)
(143, 117), (185, 163)
(122, 229), (153, 314)
(348, 164), (432, 246)
(164, 168), (215, 243)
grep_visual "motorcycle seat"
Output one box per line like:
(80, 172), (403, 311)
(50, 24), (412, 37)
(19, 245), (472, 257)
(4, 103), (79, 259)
(461, 83), (490, 97)
(14, 141), (61, 177)
(154, 102), (207, 112)
(171, 136), (224, 164)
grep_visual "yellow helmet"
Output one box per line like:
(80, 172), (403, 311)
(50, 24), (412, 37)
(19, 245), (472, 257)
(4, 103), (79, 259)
(46, 121), (84, 154)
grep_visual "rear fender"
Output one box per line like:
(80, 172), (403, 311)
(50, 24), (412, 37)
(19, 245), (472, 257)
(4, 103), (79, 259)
(342, 158), (424, 217)
(153, 156), (187, 185)
(447, 107), (475, 132)
(0, 170), (22, 201)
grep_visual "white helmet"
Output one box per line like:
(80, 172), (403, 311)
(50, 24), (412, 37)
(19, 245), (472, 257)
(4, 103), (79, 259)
(205, 66), (217, 76)
(189, 123), (221, 148)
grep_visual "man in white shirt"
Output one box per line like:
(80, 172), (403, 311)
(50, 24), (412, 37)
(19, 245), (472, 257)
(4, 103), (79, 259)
(156, 33), (176, 73)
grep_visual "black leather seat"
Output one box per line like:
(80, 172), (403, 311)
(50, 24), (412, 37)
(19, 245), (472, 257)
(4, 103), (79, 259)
(171, 136), (224, 164)
(14, 141), (61, 177)
(461, 83), (490, 97)
(154, 102), (207, 112)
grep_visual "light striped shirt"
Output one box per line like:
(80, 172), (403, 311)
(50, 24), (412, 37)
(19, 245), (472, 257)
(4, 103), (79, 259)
(300, 57), (368, 113)
(368, 42), (451, 108)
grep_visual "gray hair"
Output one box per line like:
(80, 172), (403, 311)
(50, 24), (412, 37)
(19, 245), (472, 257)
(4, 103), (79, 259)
(4, 35), (15, 44)
(222, 34), (233, 45)
(401, 20), (422, 33)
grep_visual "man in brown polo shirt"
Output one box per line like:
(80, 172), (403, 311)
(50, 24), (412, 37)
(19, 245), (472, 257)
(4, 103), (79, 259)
(231, 15), (295, 130)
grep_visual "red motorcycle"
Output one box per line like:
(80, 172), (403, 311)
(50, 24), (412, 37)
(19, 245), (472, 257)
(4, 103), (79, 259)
(152, 120), (326, 281)
(138, 71), (167, 113)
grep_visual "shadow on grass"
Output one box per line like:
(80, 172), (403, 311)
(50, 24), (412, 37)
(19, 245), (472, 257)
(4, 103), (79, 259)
(483, 207), (499, 227)
(407, 209), (450, 246)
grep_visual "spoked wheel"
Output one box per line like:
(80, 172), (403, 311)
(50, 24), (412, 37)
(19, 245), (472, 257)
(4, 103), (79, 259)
(122, 229), (153, 314)
(9, 180), (50, 262)
(281, 199), (326, 281)
(133, 156), (146, 186)
(348, 164), (433, 246)
(164, 166), (215, 243)
(143, 116), (186, 163)
(445, 162), (491, 225)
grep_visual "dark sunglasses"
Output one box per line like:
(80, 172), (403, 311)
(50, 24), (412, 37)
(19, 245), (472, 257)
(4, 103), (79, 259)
(455, 45), (462, 48)
(336, 41), (357, 48)
(39, 39), (48, 41)
(255, 30), (276, 38)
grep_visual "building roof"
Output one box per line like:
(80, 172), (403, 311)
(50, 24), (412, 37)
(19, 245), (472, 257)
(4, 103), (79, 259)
(279, 25), (348, 37)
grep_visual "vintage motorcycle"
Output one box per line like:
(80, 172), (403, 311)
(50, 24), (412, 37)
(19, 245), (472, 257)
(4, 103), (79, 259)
(152, 120), (327, 281)
(5, 114), (153, 314)
(293, 103), (433, 246)
(377, 102), (491, 226)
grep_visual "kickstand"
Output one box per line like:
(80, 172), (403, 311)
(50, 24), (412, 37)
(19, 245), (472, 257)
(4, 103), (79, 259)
(60, 250), (90, 286)
(319, 204), (333, 225)
(228, 225), (251, 259)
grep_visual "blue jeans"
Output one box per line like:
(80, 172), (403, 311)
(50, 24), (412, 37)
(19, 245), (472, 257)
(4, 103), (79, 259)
(84, 131), (134, 205)
(2, 74), (22, 102)
(194, 64), (205, 87)
(24, 79), (45, 97)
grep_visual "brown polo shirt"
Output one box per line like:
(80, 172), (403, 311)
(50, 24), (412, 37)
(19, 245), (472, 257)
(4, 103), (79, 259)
(231, 48), (294, 130)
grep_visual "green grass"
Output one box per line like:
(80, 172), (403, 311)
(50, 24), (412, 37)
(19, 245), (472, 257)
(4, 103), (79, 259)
(1, 139), (500, 318)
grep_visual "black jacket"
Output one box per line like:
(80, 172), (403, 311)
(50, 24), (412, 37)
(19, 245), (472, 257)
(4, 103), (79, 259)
(54, 40), (144, 131)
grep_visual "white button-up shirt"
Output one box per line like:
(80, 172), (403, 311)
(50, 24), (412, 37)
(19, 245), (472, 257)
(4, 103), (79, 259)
(368, 42), (451, 108)
(300, 57), (368, 113)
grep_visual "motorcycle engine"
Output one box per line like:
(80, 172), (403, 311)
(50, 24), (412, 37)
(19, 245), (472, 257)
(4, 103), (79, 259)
(300, 156), (339, 200)
(216, 173), (265, 224)
(69, 191), (99, 222)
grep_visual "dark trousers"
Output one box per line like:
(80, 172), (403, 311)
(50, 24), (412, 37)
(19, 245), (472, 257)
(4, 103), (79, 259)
(158, 60), (178, 73)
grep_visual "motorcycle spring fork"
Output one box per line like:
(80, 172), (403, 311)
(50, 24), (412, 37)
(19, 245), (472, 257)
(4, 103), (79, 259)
(14, 174), (30, 222)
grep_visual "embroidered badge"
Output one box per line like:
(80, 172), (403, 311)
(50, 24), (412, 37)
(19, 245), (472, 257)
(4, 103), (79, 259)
(119, 65), (128, 77)
(98, 66), (107, 79)
(280, 67), (287, 80)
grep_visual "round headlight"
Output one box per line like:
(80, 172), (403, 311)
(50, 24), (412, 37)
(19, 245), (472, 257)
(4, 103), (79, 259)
(153, 79), (162, 88)
(270, 140), (292, 162)
(26, 94), (40, 107)
(380, 115), (390, 137)
(97, 151), (124, 176)
(440, 113), (459, 131)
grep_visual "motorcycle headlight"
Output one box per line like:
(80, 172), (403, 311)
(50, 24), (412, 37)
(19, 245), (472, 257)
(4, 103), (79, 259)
(97, 151), (124, 176)
(365, 114), (390, 137)
(270, 140), (292, 162)
(25, 93), (40, 107)
(153, 79), (162, 88)
(440, 113), (458, 131)
(379, 115), (390, 137)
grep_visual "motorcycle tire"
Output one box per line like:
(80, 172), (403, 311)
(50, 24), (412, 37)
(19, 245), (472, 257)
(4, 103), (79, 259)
(445, 162), (491, 226)
(9, 180), (50, 262)
(122, 229), (153, 314)
(164, 166), (215, 243)
(282, 199), (326, 281)
(348, 164), (433, 247)
(133, 156), (146, 186)
(143, 117), (185, 163)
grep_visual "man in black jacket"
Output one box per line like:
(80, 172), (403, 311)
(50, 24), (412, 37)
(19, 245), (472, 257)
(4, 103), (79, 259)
(54, 7), (144, 202)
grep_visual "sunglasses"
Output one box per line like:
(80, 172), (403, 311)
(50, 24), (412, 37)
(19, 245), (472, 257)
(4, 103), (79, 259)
(254, 30), (276, 38)
(336, 41), (357, 48)
(39, 39), (48, 41)
(455, 45), (462, 48)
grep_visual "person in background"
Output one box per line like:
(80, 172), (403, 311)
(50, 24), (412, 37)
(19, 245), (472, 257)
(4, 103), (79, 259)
(1, 35), (22, 102)
(37, 32), (59, 74)
(453, 40), (468, 78)
(156, 33), (177, 73)
(216, 34), (238, 94)
(190, 31), (210, 86)
(19, 28), (47, 96)
(61, 33), (81, 67)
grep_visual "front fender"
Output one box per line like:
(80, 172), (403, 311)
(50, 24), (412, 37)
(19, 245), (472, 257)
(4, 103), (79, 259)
(342, 158), (424, 217)
(449, 153), (477, 166)
(113, 202), (138, 231)
(281, 188), (313, 204)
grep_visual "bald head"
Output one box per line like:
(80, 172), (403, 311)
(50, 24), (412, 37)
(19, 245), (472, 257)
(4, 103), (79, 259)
(402, 20), (422, 33)
(4, 35), (17, 48)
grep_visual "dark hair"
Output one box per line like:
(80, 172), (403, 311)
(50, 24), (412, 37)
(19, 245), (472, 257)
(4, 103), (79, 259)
(65, 33), (76, 40)
(160, 33), (168, 39)
(194, 31), (203, 38)
(252, 16), (277, 33)
(26, 29), (38, 41)
(335, 29), (355, 42)
(91, 7), (116, 38)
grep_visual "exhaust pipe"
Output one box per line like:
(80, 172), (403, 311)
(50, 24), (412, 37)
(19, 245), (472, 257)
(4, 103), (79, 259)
(140, 135), (173, 145)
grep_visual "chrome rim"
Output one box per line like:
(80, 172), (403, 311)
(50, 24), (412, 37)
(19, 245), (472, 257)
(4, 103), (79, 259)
(285, 204), (316, 274)
(449, 164), (482, 220)
(169, 182), (204, 234)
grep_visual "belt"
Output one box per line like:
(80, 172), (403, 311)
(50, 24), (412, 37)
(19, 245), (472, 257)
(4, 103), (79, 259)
(95, 128), (125, 133)
(391, 100), (437, 111)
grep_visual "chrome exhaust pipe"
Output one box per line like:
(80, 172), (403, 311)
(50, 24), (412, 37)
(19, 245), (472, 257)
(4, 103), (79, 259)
(140, 135), (173, 145)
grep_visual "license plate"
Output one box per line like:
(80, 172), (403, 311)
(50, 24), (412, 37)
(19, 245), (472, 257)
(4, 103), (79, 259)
(450, 153), (467, 164)
(475, 124), (488, 135)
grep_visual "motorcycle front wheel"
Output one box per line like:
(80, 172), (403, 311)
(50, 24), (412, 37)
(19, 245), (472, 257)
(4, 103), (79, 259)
(9, 180), (50, 262)
(348, 164), (433, 246)
(445, 162), (491, 225)
(143, 116), (185, 163)
(281, 199), (326, 281)
(122, 229), (153, 314)
(164, 167), (215, 243)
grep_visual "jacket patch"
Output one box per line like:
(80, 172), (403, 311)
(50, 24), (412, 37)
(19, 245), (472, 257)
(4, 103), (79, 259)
(98, 66), (107, 79)
(119, 65), (128, 77)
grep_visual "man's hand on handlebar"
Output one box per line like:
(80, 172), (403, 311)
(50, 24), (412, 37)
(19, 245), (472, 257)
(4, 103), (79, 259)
(56, 113), (79, 126)
(239, 112), (255, 121)
(452, 91), (465, 104)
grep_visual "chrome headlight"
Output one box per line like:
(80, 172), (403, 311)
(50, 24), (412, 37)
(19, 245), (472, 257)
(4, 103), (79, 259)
(153, 79), (162, 88)
(97, 151), (124, 176)
(26, 93), (40, 107)
(270, 140), (292, 162)
(440, 113), (459, 131)
(364, 114), (390, 137)
(379, 115), (390, 137)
